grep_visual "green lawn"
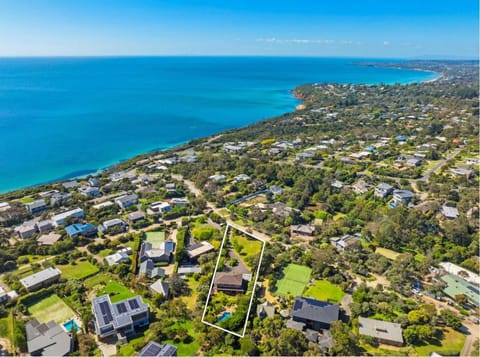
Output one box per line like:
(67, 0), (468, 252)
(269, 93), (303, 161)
(84, 273), (111, 289)
(231, 231), (262, 259)
(58, 260), (99, 280)
(145, 231), (165, 245)
(181, 277), (200, 310)
(17, 254), (48, 264)
(375, 247), (401, 260)
(165, 320), (200, 356)
(414, 328), (466, 356)
(0, 317), (9, 338)
(98, 280), (136, 303)
(275, 264), (312, 297)
(27, 294), (75, 324)
(304, 280), (345, 303)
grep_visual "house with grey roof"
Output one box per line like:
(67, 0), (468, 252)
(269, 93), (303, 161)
(392, 189), (415, 205)
(290, 224), (315, 236)
(36, 220), (54, 233)
(78, 185), (101, 197)
(26, 319), (72, 356)
(257, 301), (275, 319)
(442, 205), (459, 219)
(114, 194), (139, 209)
(62, 181), (79, 189)
(374, 183), (394, 198)
(138, 341), (177, 357)
(358, 317), (404, 346)
(20, 267), (61, 292)
(451, 166), (474, 178)
(26, 200), (48, 215)
(138, 259), (165, 279)
(290, 297), (339, 331)
(92, 295), (149, 343)
(98, 218), (128, 233)
(105, 248), (132, 266)
(139, 241), (174, 263)
(15, 222), (37, 239)
(37, 232), (62, 246)
(51, 208), (84, 227)
(177, 265), (202, 275)
(352, 180), (372, 194)
(127, 211), (145, 223)
(50, 192), (72, 206)
(186, 241), (214, 260)
(330, 235), (360, 253)
(150, 279), (169, 298)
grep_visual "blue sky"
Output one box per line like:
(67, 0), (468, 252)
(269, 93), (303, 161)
(0, 0), (478, 58)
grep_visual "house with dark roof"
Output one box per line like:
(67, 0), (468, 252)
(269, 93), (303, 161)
(358, 317), (404, 346)
(290, 297), (339, 331)
(25, 319), (72, 356)
(92, 295), (149, 343)
(214, 273), (245, 294)
(290, 224), (315, 236)
(138, 341), (177, 357)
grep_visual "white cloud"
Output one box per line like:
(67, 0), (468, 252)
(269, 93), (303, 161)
(383, 41), (390, 46)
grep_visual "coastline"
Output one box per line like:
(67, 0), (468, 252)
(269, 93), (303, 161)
(0, 62), (443, 197)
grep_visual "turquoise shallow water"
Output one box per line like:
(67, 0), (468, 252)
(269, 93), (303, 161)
(0, 57), (437, 193)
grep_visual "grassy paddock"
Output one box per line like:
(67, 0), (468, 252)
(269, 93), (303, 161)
(58, 260), (99, 280)
(27, 294), (75, 324)
(304, 280), (345, 303)
(99, 280), (136, 303)
(375, 247), (401, 260)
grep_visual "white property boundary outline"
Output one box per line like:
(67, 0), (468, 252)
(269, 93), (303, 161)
(201, 222), (266, 338)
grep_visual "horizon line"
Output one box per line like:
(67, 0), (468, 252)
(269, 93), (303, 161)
(0, 54), (478, 61)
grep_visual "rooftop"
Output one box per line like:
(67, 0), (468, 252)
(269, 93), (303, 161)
(358, 317), (404, 344)
(20, 267), (61, 289)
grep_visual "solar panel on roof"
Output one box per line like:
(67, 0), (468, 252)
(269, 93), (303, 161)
(100, 301), (113, 322)
(468, 285), (480, 294)
(128, 298), (140, 310)
(160, 345), (177, 356)
(116, 302), (127, 314)
(144, 344), (162, 356)
(293, 299), (303, 310)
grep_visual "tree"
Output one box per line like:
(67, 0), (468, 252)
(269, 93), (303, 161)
(240, 336), (259, 356)
(329, 321), (361, 356)
(440, 309), (462, 330)
(270, 328), (309, 356)
(169, 273), (187, 297)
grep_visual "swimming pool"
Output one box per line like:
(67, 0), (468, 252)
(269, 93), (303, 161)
(63, 319), (80, 332)
(217, 312), (232, 322)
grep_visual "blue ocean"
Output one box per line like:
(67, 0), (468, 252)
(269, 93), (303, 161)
(0, 57), (438, 193)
